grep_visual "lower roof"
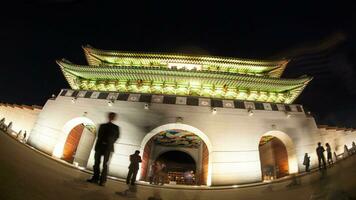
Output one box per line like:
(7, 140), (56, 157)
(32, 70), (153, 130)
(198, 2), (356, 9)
(57, 59), (312, 104)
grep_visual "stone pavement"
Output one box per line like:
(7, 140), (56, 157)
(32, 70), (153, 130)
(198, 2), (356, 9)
(1, 131), (355, 200)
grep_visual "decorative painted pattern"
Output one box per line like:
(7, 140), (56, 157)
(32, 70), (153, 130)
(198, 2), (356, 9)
(59, 89), (305, 113)
(152, 129), (202, 148)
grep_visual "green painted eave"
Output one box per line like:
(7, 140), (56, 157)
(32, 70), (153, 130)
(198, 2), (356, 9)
(58, 59), (311, 104)
(83, 45), (288, 78)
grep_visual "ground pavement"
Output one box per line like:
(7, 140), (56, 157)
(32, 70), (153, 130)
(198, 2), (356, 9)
(0, 131), (355, 200)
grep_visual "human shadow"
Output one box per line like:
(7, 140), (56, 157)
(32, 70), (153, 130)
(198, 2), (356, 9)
(115, 185), (138, 198)
(147, 189), (163, 200)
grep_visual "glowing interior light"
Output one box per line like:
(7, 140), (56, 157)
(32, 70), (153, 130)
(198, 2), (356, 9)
(212, 108), (217, 114)
(248, 108), (254, 116)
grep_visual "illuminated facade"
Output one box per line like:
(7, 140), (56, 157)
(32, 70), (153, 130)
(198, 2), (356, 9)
(23, 46), (355, 186)
(58, 45), (312, 104)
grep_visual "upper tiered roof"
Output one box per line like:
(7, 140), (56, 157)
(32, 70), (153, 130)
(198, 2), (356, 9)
(83, 45), (289, 78)
(57, 46), (312, 104)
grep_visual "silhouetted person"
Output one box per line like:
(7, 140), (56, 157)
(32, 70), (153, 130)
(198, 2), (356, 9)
(126, 150), (142, 185)
(316, 142), (326, 170)
(87, 112), (119, 186)
(303, 153), (310, 172)
(23, 131), (27, 143)
(325, 143), (333, 165)
(343, 145), (349, 158)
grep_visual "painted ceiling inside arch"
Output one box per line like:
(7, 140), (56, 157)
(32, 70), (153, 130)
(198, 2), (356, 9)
(259, 135), (276, 146)
(152, 129), (202, 148)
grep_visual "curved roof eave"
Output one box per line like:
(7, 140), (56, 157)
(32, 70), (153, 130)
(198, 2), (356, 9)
(82, 45), (289, 77)
(57, 59), (311, 94)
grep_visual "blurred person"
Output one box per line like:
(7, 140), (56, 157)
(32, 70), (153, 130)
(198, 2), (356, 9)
(316, 142), (326, 170)
(126, 150), (142, 185)
(87, 112), (120, 186)
(303, 153), (310, 172)
(325, 143), (333, 165)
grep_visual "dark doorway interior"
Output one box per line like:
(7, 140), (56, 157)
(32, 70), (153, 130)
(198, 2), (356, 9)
(259, 136), (289, 180)
(156, 151), (196, 185)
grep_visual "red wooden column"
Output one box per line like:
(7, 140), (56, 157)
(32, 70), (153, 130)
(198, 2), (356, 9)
(140, 139), (153, 181)
(200, 143), (209, 185)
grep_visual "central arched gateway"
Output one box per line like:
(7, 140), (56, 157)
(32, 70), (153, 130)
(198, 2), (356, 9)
(139, 123), (212, 186)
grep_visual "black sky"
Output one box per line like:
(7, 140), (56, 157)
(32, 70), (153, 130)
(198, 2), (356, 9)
(1, 0), (356, 127)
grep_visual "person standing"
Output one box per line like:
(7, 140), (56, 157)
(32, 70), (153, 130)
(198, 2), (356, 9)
(159, 162), (167, 185)
(325, 143), (333, 165)
(303, 153), (310, 172)
(23, 131), (27, 143)
(87, 112), (120, 186)
(126, 150), (142, 185)
(316, 142), (326, 170)
(153, 161), (162, 185)
(148, 161), (157, 184)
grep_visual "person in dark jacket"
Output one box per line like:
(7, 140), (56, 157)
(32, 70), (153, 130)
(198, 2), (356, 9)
(303, 153), (310, 172)
(316, 142), (326, 170)
(87, 112), (120, 186)
(325, 143), (333, 165)
(126, 150), (142, 185)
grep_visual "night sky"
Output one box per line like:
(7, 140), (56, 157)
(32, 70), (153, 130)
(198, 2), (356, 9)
(1, 1), (356, 127)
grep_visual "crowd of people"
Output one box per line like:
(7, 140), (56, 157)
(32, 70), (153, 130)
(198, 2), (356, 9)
(303, 141), (356, 172)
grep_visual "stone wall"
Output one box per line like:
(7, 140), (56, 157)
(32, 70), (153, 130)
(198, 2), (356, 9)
(0, 103), (42, 139)
(28, 90), (320, 185)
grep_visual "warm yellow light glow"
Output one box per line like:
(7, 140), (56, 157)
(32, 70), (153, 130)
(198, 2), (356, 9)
(260, 130), (299, 174)
(52, 117), (95, 158)
(168, 63), (202, 70)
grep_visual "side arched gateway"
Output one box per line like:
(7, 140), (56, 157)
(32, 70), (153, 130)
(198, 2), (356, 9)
(52, 117), (96, 167)
(258, 130), (298, 181)
(138, 123), (212, 186)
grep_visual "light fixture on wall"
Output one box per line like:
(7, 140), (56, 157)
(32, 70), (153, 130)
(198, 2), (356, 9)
(306, 111), (312, 117)
(108, 99), (115, 106)
(247, 107), (254, 116)
(71, 97), (77, 103)
(144, 103), (149, 110)
(176, 117), (184, 123)
(212, 107), (217, 114)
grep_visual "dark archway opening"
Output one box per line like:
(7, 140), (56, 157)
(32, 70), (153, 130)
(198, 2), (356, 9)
(156, 150), (196, 185)
(259, 136), (289, 181)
